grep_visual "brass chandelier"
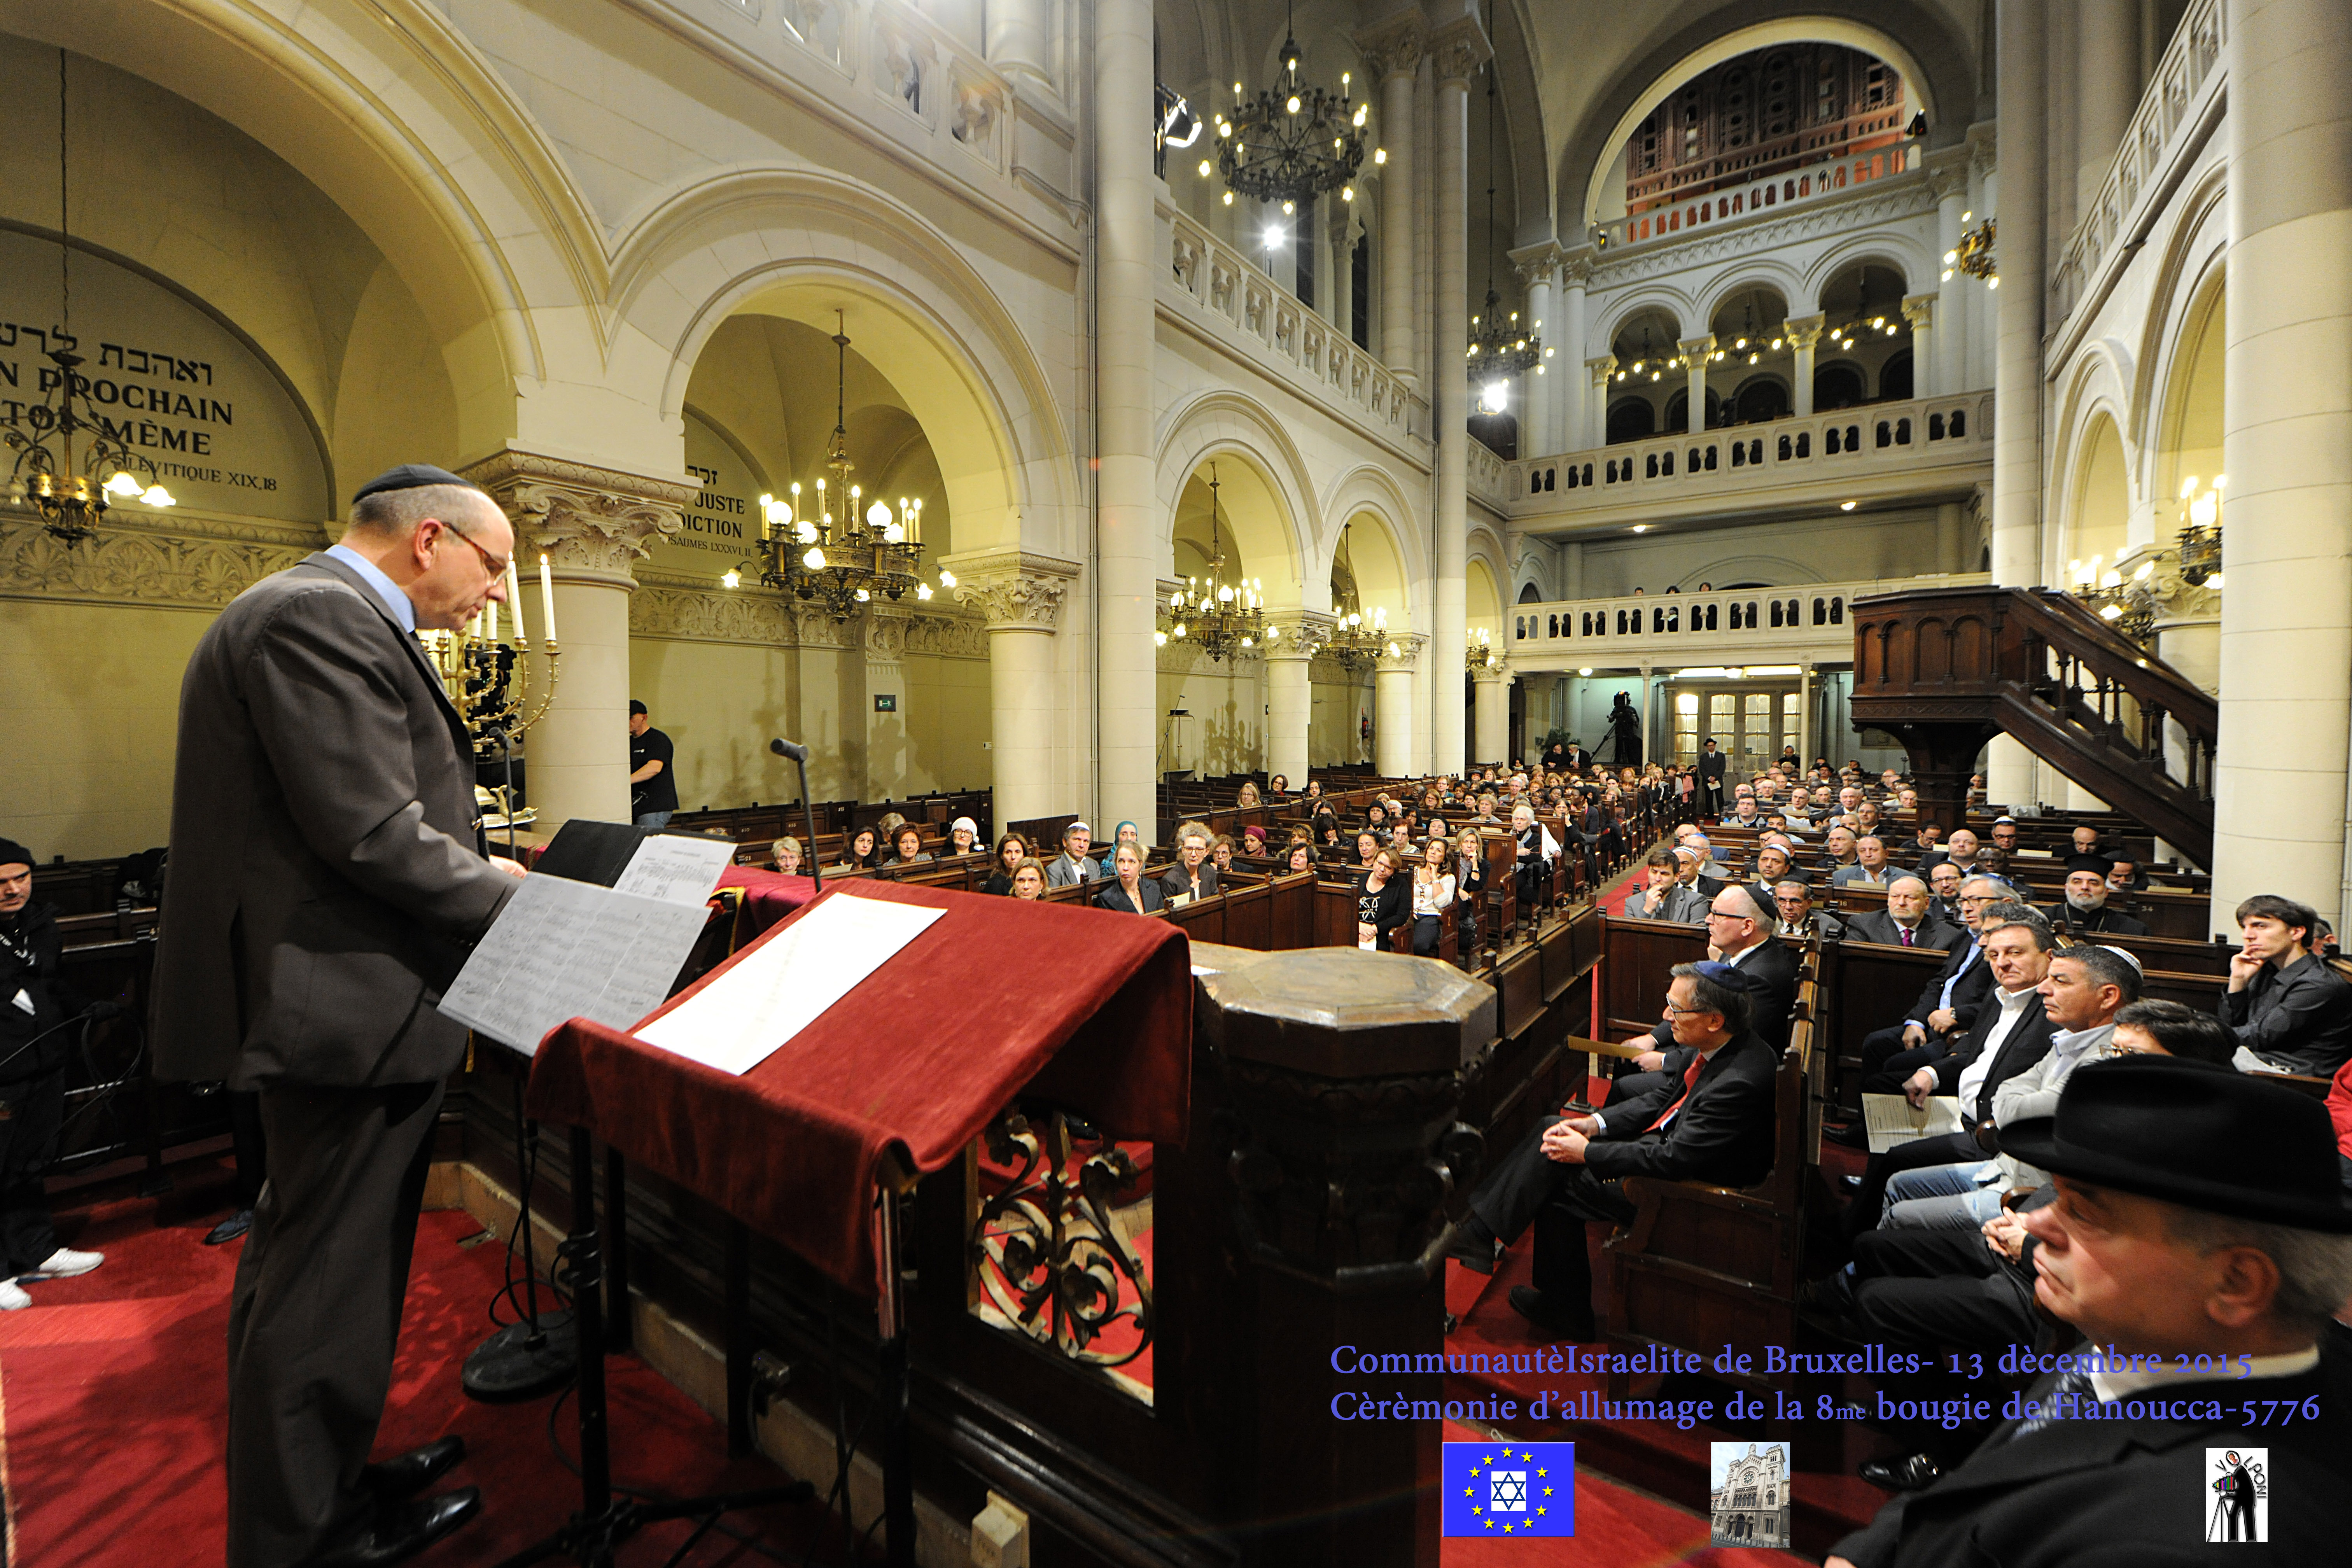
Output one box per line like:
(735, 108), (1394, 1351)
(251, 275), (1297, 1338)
(5, 51), (176, 544)
(730, 314), (948, 622)
(1158, 464), (1270, 663)
(1209, 0), (1370, 214)
(1325, 520), (1386, 670)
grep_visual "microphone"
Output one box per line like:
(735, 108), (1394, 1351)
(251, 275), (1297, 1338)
(770, 737), (809, 762)
(772, 739), (822, 889)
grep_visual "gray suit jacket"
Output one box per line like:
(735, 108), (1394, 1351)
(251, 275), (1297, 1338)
(152, 553), (517, 1089)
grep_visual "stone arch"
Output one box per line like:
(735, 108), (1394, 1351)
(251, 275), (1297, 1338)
(1317, 462), (1426, 622)
(1466, 524), (1510, 632)
(2137, 176), (2228, 500)
(1557, 5), (1976, 230)
(2060, 409), (2132, 584)
(1673, 553), (1827, 589)
(1804, 243), (1923, 306)
(21, 0), (603, 460)
(1154, 390), (1319, 603)
(612, 167), (1077, 559)
(1598, 289), (1702, 347)
(1703, 267), (1807, 326)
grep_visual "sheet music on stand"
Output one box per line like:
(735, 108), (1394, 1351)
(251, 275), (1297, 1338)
(613, 833), (737, 906)
(439, 873), (714, 1053)
(1860, 1092), (1967, 1154)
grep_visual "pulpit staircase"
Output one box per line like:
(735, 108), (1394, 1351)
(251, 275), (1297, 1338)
(1848, 586), (2218, 866)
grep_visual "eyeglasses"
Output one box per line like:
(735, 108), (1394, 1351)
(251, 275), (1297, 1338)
(438, 519), (510, 578)
(1705, 908), (1746, 921)
(1662, 1000), (1712, 1016)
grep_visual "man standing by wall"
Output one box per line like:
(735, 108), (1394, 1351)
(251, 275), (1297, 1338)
(628, 700), (679, 830)
(153, 464), (527, 1567)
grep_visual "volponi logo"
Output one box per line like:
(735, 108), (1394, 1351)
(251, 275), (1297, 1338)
(2205, 1448), (2268, 1543)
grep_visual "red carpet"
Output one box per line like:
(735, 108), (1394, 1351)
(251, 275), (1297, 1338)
(0, 1164), (870, 1568)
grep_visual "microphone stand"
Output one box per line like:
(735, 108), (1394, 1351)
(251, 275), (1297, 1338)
(464, 720), (578, 1402)
(771, 738), (823, 893)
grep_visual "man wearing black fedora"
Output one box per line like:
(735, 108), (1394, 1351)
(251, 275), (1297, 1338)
(1827, 1057), (2352, 1567)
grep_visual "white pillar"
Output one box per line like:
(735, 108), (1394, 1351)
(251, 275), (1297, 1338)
(1934, 170), (1970, 389)
(1430, 22), (1485, 777)
(986, 0), (1053, 92)
(951, 552), (1079, 827)
(1586, 356), (1616, 448)
(2212, 0), (2352, 924)
(1786, 316), (1824, 417)
(1678, 334), (1715, 432)
(465, 452), (693, 833)
(1473, 663), (1510, 765)
(1264, 614), (1332, 793)
(1511, 241), (1562, 457)
(1902, 294), (1937, 398)
(1358, 16), (1424, 388)
(1095, 0), (1158, 835)
(1375, 642), (1422, 777)
(1559, 254), (1592, 454)
(1988, 0), (2049, 813)
(2075, 0), (2141, 215)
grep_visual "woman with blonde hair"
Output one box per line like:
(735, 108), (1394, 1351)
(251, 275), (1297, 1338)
(770, 836), (804, 876)
(1008, 858), (1049, 900)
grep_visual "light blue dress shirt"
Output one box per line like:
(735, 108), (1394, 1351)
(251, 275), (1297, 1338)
(326, 542), (417, 633)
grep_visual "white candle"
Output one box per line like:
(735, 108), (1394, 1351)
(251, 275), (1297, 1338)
(486, 598), (498, 642)
(539, 553), (558, 644)
(503, 558), (526, 642)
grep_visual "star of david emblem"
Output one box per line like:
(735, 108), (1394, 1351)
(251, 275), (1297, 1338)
(1488, 1470), (1528, 1513)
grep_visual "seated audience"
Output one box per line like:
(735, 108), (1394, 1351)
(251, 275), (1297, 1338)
(1626, 846), (1706, 923)
(1444, 963), (1777, 1337)
(2040, 856), (2146, 934)
(947, 816), (980, 857)
(1112, 821), (1143, 855)
(2221, 894), (2352, 1076)
(1987, 817), (2019, 852)
(1096, 842), (1164, 914)
(886, 824), (931, 867)
(1510, 803), (1557, 913)
(1354, 847), (1410, 951)
(1045, 821), (1097, 886)
(1235, 780), (1261, 807)
(1008, 858), (1048, 900)
(984, 832), (1030, 895)
(1266, 773), (1290, 801)
(1822, 824), (1860, 874)
(1354, 829), (1381, 871)
(1241, 825), (1267, 858)
(1745, 841), (1794, 911)
(1834, 835), (1897, 888)
(2068, 823), (2103, 856)
(1775, 872), (1844, 940)
(1916, 827), (1978, 876)
(0, 839), (108, 1304)
(1925, 859), (1964, 924)
(837, 826), (882, 871)
(1839, 878), (2009, 1125)
(1283, 840), (1316, 876)
(1454, 829), (1488, 950)
(1824, 1058), (2352, 1567)
(1848, 876), (1967, 952)
(1162, 822), (1219, 903)
(1410, 836), (1456, 956)
(770, 836), (804, 876)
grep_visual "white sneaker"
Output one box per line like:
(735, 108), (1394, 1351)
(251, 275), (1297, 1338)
(0, 1280), (30, 1310)
(23, 1246), (102, 1279)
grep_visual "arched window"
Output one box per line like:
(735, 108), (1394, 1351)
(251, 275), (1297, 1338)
(1607, 399), (1656, 444)
(1878, 349), (1914, 402)
(1814, 363), (1866, 411)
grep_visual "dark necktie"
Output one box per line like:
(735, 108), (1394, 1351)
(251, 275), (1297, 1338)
(1647, 1053), (1706, 1132)
(2007, 1370), (2095, 1440)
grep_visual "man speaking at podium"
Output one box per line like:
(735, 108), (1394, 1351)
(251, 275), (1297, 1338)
(154, 464), (527, 1568)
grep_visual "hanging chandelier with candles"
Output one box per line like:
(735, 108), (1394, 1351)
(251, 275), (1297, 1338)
(729, 314), (950, 623)
(1157, 464), (1270, 663)
(1466, 71), (1538, 404)
(5, 51), (175, 545)
(1326, 520), (1386, 670)
(1209, 0), (1371, 214)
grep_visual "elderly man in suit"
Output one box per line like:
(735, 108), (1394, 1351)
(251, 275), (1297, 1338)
(2040, 856), (2148, 935)
(1444, 962), (1779, 1337)
(153, 466), (527, 1568)
(1825, 1059), (2352, 1568)
(1044, 820), (1098, 886)
(1848, 876), (1967, 953)
(1612, 885), (1801, 1103)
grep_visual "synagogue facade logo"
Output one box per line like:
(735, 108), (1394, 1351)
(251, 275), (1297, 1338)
(1710, 1440), (1790, 1549)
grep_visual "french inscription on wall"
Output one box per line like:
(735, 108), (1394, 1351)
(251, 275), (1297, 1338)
(0, 229), (327, 525)
(644, 409), (764, 579)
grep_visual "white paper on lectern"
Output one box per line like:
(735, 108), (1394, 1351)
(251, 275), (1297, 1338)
(438, 873), (713, 1053)
(634, 889), (945, 1076)
(1860, 1092), (1967, 1154)
(613, 834), (737, 907)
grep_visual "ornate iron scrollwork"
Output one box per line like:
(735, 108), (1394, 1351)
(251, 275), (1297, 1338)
(968, 1110), (1153, 1374)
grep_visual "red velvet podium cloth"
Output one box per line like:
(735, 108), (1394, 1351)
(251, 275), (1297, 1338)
(524, 880), (1192, 1295)
(715, 864), (817, 934)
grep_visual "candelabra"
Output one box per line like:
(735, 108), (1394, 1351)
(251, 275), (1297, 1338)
(422, 552), (564, 761)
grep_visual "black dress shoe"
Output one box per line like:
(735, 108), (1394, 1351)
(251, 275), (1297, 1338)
(306, 1489), (481, 1568)
(1823, 1122), (1871, 1150)
(203, 1209), (254, 1246)
(1442, 1230), (1500, 1275)
(1506, 1285), (1595, 1341)
(361, 1437), (466, 1502)
(1859, 1453), (1941, 1493)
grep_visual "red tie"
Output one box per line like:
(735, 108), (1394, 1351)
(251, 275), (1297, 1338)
(1648, 1053), (1706, 1132)
(1900, 926), (1915, 947)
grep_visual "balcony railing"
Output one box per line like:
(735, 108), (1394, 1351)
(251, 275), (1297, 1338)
(1505, 391), (1992, 516)
(1507, 573), (1992, 667)
(1162, 203), (1424, 449)
(2050, 0), (2225, 324)
(1594, 140), (1924, 254)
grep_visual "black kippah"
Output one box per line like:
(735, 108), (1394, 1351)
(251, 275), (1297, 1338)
(351, 463), (470, 505)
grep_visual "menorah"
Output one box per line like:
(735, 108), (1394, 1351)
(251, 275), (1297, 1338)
(420, 552), (565, 756)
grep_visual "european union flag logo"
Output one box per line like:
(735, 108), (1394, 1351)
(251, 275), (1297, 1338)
(1441, 1441), (1575, 1537)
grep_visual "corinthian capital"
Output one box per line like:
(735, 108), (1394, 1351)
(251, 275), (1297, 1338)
(1265, 610), (1337, 660)
(1508, 240), (1566, 290)
(463, 449), (693, 583)
(1353, 12), (1426, 81)
(942, 548), (1082, 631)
(1428, 18), (1491, 84)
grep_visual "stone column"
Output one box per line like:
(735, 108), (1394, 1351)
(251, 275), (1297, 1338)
(1990, 0), (2050, 814)
(1472, 661), (1510, 766)
(1428, 20), (1487, 778)
(1096, 0), (1158, 836)
(1374, 636), (1424, 778)
(1559, 251), (1594, 454)
(1902, 294), (1937, 399)
(1510, 241), (1563, 457)
(2213, 0), (2352, 925)
(1677, 334), (1715, 431)
(1265, 614), (1335, 794)
(1932, 164), (1970, 390)
(2074, 0), (2141, 215)
(465, 450), (690, 832)
(984, 0), (1054, 93)
(1586, 355), (1618, 448)
(949, 550), (1079, 830)
(1785, 316), (1824, 416)
(1357, 15), (1424, 388)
